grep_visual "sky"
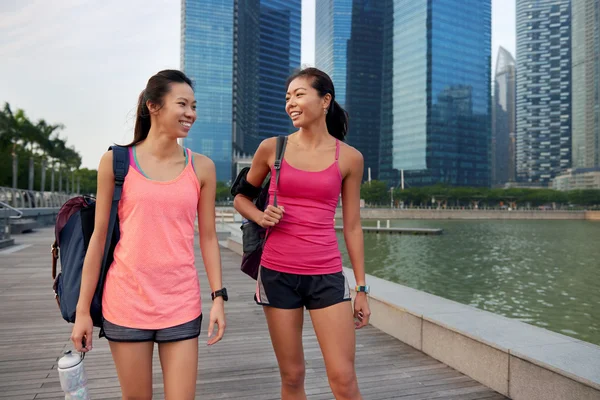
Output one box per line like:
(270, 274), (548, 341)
(1, 0), (515, 170)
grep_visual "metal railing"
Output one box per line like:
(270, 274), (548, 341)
(0, 186), (72, 209)
(0, 201), (23, 241)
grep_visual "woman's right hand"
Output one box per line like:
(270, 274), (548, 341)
(259, 205), (284, 228)
(71, 313), (93, 353)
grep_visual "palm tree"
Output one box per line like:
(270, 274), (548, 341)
(35, 120), (64, 192)
(1, 102), (83, 194)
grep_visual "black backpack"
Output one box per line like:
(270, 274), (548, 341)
(51, 146), (129, 327)
(231, 136), (287, 279)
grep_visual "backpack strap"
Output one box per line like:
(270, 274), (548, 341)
(272, 136), (287, 208)
(97, 146), (129, 293)
(51, 240), (58, 279)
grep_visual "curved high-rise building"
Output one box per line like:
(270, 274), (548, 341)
(492, 47), (516, 185)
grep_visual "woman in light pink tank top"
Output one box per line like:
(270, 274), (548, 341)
(70, 70), (227, 399)
(234, 67), (370, 399)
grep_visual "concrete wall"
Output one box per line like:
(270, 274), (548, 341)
(333, 208), (588, 220)
(215, 206), (599, 221)
(0, 207), (59, 230)
(585, 211), (600, 220)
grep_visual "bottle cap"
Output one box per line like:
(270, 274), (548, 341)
(58, 350), (83, 369)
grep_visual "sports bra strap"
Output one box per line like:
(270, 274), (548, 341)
(335, 139), (340, 161)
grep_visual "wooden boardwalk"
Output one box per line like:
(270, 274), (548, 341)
(0, 228), (506, 399)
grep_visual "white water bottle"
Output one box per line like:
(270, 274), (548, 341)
(58, 351), (90, 400)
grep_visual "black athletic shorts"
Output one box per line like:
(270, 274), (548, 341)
(255, 265), (351, 310)
(102, 314), (202, 343)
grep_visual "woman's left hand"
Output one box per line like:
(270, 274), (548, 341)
(353, 293), (371, 329)
(207, 298), (226, 345)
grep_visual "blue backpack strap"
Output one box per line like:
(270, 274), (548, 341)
(97, 146), (129, 294)
(110, 146), (129, 201)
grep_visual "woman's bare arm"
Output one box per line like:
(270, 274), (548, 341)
(233, 138), (282, 227)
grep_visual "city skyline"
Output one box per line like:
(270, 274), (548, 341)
(0, 0), (516, 171)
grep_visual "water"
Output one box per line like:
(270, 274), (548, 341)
(337, 220), (600, 346)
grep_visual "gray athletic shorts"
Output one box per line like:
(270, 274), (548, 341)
(102, 314), (202, 343)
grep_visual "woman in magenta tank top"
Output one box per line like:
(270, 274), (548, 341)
(234, 68), (370, 399)
(70, 70), (227, 399)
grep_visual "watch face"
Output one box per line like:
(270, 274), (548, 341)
(214, 288), (228, 301)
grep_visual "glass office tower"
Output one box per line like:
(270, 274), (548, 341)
(516, 0), (571, 185)
(391, 0), (492, 187)
(182, 0), (300, 182)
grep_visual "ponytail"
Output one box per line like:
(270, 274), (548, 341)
(125, 70), (194, 147)
(130, 90), (151, 146)
(325, 100), (348, 141)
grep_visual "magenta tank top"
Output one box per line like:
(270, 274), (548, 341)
(260, 139), (343, 275)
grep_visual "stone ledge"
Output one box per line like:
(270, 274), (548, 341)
(225, 235), (600, 399)
(585, 211), (600, 220)
(226, 236), (243, 256)
(342, 267), (600, 399)
(0, 238), (15, 249)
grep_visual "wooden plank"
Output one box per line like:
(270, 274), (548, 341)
(0, 227), (504, 399)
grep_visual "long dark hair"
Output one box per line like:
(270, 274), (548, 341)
(285, 67), (349, 141)
(127, 69), (194, 146)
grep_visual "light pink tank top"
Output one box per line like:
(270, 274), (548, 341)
(261, 139), (343, 275)
(102, 147), (201, 329)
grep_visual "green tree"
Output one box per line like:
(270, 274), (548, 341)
(216, 181), (232, 203)
(360, 180), (389, 206)
(75, 168), (98, 195)
(0, 102), (83, 191)
(568, 190), (600, 206)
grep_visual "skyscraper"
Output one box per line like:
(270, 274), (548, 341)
(232, 0), (260, 160)
(181, 0), (300, 182)
(256, 1), (301, 150)
(316, 0), (385, 181)
(315, 0), (491, 187)
(516, 0), (572, 185)
(378, 0), (398, 186)
(572, 0), (599, 169)
(391, 0), (492, 187)
(492, 47), (517, 185)
(181, 0), (234, 182)
(315, 0), (352, 108)
(345, 0), (385, 181)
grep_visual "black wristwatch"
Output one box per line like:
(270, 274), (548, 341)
(211, 288), (228, 301)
